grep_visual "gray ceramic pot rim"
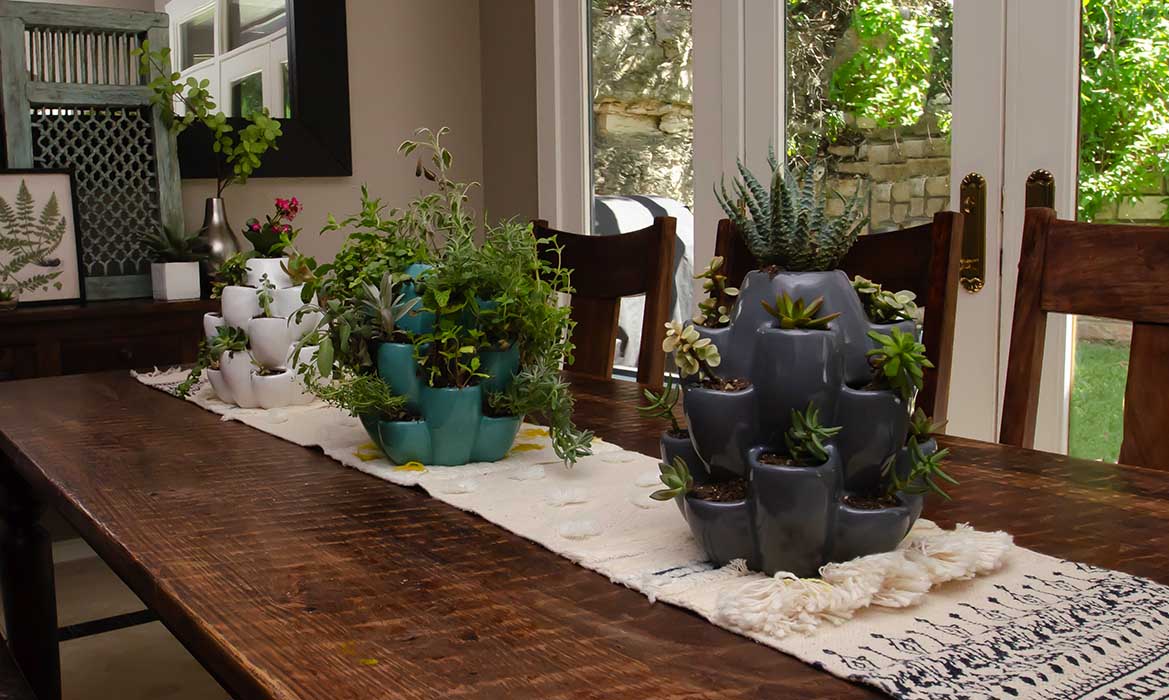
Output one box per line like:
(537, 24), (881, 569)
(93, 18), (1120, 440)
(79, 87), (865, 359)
(683, 493), (747, 508)
(683, 382), (754, 397)
(838, 492), (910, 515)
(746, 444), (834, 470)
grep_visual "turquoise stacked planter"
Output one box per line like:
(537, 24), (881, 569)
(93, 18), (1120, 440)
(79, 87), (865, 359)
(367, 341), (522, 466)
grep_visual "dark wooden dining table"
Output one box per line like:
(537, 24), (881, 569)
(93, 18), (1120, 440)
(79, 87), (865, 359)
(0, 371), (1167, 700)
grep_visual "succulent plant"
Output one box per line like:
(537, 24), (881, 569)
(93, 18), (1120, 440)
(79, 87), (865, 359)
(145, 225), (208, 263)
(663, 321), (721, 381)
(760, 293), (841, 330)
(639, 383), (684, 435)
(884, 438), (957, 500)
(694, 257), (740, 327)
(714, 151), (867, 272)
(908, 408), (947, 442)
(176, 326), (249, 398)
(852, 275), (919, 324)
(362, 271), (421, 338)
(256, 274), (276, 318)
(650, 456), (695, 501)
(784, 402), (842, 465)
(867, 327), (933, 401)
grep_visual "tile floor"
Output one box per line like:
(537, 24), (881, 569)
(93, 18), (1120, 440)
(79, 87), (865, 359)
(3, 540), (228, 700)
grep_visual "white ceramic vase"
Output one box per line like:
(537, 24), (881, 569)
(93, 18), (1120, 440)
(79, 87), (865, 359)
(203, 312), (225, 341)
(220, 351), (259, 408)
(251, 370), (299, 409)
(272, 285), (307, 319)
(151, 262), (201, 301)
(248, 317), (293, 370)
(205, 368), (235, 404)
(245, 257), (294, 289)
(221, 285), (261, 329)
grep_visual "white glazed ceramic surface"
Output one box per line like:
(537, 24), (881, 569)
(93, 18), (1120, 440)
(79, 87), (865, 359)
(220, 351), (259, 408)
(203, 312), (225, 341)
(272, 285), (308, 319)
(221, 285), (261, 329)
(245, 257), (294, 289)
(290, 309), (323, 340)
(248, 317), (293, 370)
(252, 370), (298, 409)
(151, 262), (201, 301)
(205, 368), (234, 404)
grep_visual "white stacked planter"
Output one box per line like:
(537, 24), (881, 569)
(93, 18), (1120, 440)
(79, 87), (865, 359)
(203, 257), (323, 409)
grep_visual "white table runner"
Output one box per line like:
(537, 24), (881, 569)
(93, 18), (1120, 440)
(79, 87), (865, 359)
(134, 368), (1169, 700)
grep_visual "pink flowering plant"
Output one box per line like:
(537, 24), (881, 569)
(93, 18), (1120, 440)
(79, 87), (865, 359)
(244, 197), (302, 258)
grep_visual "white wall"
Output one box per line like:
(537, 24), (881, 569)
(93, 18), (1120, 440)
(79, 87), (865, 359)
(167, 0), (486, 262)
(40, 0), (157, 11)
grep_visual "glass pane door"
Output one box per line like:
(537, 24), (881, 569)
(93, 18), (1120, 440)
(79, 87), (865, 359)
(589, 0), (695, 372)
(1068, 0), (1169, 461)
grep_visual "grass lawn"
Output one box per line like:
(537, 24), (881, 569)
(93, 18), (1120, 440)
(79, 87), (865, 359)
(1068, 339), (1129, 462)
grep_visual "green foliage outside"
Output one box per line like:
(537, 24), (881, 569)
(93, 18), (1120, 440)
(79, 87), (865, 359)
(1078, 0), (1169, 221)
(1069, 339), (1127, 462)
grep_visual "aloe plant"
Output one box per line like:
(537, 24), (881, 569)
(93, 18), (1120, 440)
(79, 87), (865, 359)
(145, 225), (207, 263)
(650, 457), (694, 501)
(785, 402), (842, 465)
(714, 151), (867, 271)
(362, 271), (421, 338)
(761, 293), (841, 330)
(867, 327), (933, 401)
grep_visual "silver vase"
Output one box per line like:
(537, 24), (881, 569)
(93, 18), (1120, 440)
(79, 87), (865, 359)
(200, 197), (242, 270)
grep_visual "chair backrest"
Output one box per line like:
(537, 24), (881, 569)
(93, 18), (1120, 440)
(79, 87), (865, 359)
(714, 212), (964, 422)
(1002, 208), (1169, 468)
(533, 217), (676, 388)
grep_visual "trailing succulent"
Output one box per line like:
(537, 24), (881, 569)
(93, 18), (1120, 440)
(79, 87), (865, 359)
(867, 327), (933, 401)
(714, 151), (868, 271)
(650, 457), (694, 501)
(884, 439), (957, 500)
(852, 275), (918, 323)
(638, 382), (684, 436)
(663, 321), (721, 382)
(694, 257), (739, 327)
(784, 403), (842, 466)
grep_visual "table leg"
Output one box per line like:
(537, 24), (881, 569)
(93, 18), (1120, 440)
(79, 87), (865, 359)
(0, 460), (61, 700)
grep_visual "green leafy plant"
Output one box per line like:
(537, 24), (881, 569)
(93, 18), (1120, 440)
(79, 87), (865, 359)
(829, 0), (937, 131)
(694, 257), (740, 327)
(867, 327), (933, 401)
(884, 438), (957, 500)
(145, 225), (207, 264)
(0, 179), (68, 296)
(852, 276), (918, 324)
(663, 321), (721, 382)
(908, 407), (947, 442)
(761, 293), (841, 330)
(176, 326), (248, 397)
(486, 361), (594, 466)
(715, 153), (867, 271)
(311, 371), (409, 421)
(414, 324), (487, 389)
(256, 274), (275, 318)
(650, 456), (695, 501)
(133, 40), (282, 197)
(244, 197), (301, 258)
(638, 383), (684, 435)
(210, 252), (249, 299)
(784, 402), (842, 466)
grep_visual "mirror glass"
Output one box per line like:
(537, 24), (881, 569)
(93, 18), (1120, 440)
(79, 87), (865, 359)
(166, 0), (291, 118)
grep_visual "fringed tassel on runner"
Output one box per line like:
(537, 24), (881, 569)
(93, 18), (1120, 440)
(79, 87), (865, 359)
(714, 521), (1013, 638)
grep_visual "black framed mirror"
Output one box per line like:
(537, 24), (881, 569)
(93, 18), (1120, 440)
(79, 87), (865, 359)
(174, 0), (351, 178)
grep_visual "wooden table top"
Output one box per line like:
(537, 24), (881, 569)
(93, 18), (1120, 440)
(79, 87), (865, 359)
(0, 371), (1167, 700)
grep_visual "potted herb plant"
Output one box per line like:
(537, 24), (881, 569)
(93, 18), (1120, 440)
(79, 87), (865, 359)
(646, 153), (958, 577)
(146, 226), (207, 301)
(289, 127), (592, 467)
(247, 275), (292, 370)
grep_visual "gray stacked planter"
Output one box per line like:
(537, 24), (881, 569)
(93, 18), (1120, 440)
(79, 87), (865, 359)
(668, 269), (933, 577)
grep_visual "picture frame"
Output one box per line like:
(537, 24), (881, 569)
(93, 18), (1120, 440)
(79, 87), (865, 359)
(0, 168), (85, 307)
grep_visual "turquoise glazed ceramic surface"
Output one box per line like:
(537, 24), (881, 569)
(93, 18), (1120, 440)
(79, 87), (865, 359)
(671, 269), (927, 577)
(370, 337), (521, 467)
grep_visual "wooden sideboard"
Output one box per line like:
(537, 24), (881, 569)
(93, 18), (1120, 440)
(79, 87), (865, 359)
(0, 299), (216, 381)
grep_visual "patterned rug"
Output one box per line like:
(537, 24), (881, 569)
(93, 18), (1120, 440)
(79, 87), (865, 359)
(134, 368), (1169, 700)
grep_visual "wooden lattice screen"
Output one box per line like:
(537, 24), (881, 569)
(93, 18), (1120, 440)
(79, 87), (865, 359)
(0, 0), (183, 300)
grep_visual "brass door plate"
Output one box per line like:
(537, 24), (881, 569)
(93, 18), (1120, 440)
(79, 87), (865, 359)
(959, 173), (987, 293)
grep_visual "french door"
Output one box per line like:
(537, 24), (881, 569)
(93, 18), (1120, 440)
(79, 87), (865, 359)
(537, 0), (1093, 453)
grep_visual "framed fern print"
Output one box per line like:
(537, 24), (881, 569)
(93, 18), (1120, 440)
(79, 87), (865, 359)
(0, 169), (84, 305)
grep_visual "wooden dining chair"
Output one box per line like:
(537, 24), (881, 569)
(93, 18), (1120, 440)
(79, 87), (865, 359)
(1001, 208), (1169, 469)
(714, 212), (965, 422)
(533, 217), (677, 388)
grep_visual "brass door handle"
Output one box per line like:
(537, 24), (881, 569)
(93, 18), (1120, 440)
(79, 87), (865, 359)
(1025, 169), (1056, 209)
(959, 173), (987, 293)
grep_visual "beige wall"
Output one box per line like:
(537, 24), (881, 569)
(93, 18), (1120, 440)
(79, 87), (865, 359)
(478, 0), (538, 222)
(174, 0), (487, 262)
